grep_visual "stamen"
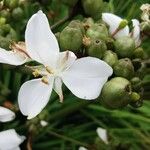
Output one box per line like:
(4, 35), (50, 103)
(32, 69), (40, 77)
(46, 66), (54, 74)
(41, 76), (49, 85)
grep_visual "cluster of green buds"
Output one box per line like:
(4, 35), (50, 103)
(0, 0), (25, 48)
(0, 0), (54, 49)
(57, 11), (148, 109)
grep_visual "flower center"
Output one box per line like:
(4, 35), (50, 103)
(32, 66), (60, 85)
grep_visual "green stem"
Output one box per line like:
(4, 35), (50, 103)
(122, 121), (150, 145)
(48, 130), (89, 147)
(80, 109), (107, 128)
(2, 64), (32, 75)
(51, 15), (70, 30)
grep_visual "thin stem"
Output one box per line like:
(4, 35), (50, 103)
(48, 130), (89, 147)
(51, 0), (81, 31)
(51, 15), (70, 30)
(27, 132), (33, 150)
(80, 109), (107, 128)
(2, 64), (32, 75)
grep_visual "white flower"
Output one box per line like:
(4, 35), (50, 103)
(0, 106), (15, 122)
(0, 129), (25, 150)
(102, 13), (141, 46)
(79, 146), (88, 150)
(102, 13), (129, 39)
(18, 10), (113, 119)
(96, 127), (108, 144)
(0, 42), (30, 65)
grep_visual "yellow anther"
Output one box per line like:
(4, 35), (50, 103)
(46, 66), (54, 74)
(32, 69), (40, 77)
(41, 76), (49, 85)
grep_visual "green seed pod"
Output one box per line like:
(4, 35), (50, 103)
(4, 0), (19, 9)
(102, 2), (112, 12)
(103, 50), (118, 67)
(0, 36), (10, 49)
(87, 39), (107, 59)
(55, 32), (60, 43)
(140, 21), (150, 32)
(105, 37), (115, 50)
(83, 17), (94, 29)
(12, 7), (24, 20)
(100, 77), (132, 109)
(6, 28), (18, 40)
(130, 77), (141, 85)
(133, 47), (145, 59)
(0, 29), (5, 36)
(132, 58), (142, 71)
(130, 99), (143, 108)
(62, 0), (78, 7)
(68, 20), (85, 34)
(82, 0), (103, 17)
(59, 26), (83, 52)
(129, 92), (143, 108)
(0, 9), (11, 21)
(114, 58), (134, 79)
(130, 92), (140, 102)
(0, 17), (6, 25)
(86, 23), (109, 41)
(130, 77), (142, 91)
(1, 24), (11, 35)
(114, 36), (135, 58)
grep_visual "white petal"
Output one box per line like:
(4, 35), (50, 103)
(0, 106), (15, 122)
(0, 48), (28, 65)
(62, 76), (108, 100)
(62, 57), (113, 78)
(79, 146), (88, 150)
(96, 127), (108, 144)
(40, 120), (48, 127)
(18, 77), (54, 119)
(102, 13), (129, 39)
(53, 77), (63, 102)
(25, 10), (59, 67)
(11, 147), (20, 150)
(56, 51), (77, 72)
(0, 129), (25, 150)
(61, 57), (113, 100)
(132, 19), (141, 46)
